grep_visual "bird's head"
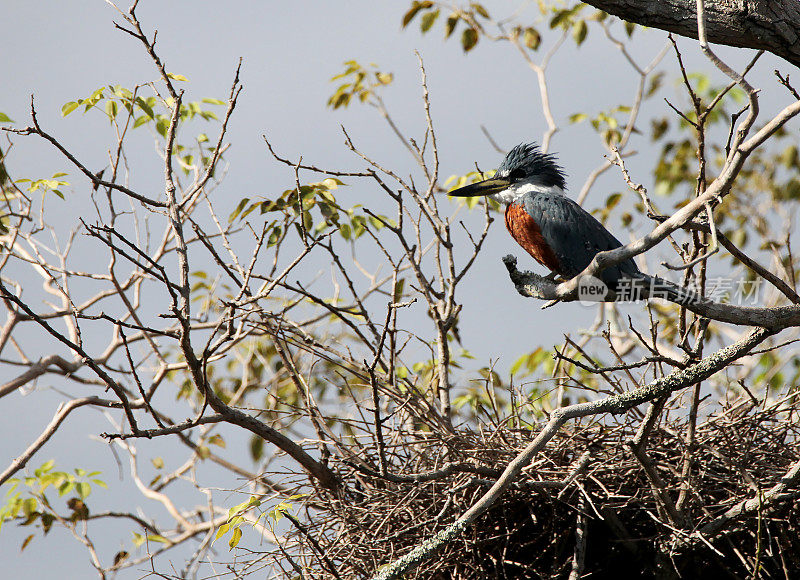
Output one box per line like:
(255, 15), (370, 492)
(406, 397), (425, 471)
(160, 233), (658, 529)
(448, 142), (566, 204)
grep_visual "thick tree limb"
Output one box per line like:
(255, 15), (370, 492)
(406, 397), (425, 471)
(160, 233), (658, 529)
(502, 255), (800, 329)
(584, 0), (800, 69)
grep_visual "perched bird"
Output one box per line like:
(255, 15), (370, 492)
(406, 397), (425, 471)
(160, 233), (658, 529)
(449, 142), (679, 301)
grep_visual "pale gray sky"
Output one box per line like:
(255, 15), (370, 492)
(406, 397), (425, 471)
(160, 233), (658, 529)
(1, 1), (792, 577)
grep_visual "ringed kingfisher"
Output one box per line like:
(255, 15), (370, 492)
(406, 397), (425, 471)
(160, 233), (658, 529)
(448, 142), (661, 299)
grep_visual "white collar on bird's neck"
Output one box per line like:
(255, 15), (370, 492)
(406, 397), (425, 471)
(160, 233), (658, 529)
(488, 181), (567, 205)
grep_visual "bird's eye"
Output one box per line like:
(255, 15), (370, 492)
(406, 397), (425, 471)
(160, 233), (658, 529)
(508, 168), (526, 182)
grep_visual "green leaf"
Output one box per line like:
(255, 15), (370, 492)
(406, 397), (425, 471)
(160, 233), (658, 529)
(523, 27), (541, 51)
(605, 192), (622, 209)
(445, 14), (459, 38)
(259, 199), (282, 214)
(573, 20), (588, 45)
(471, 2), (489, 18)
(376, 72), (393, 85)
(689, 73), (710, 94)
(105, 100), (118, 122)
(75, 481), (91, 499)
(569, 112), (587, 124)
(368, 215), (385, 230)
(318, 201), (337, 222)
(61, 102), (79, 117)
(510, 356), (525, 376)
(147, 534), (170, 544)
(461, 27), (479, 52)
(22, 498), (38, 516)
(393, 278), (405, 303)
(135, 97), (155, 119)
(250, 436), (264, 461)
(20, 534), (35, 552)
(624, 21), (636, 37)
(167, 73), (189, 82)
(227, 496), (261, 520)
(729, 87), (746, 103)
(402, 4), (421, 28)
(112, 85), (133, 99)
(351, 215), (366, 237)
(229, 197), (251, 222)
(420, 8), (439, 32)
(651, 118), (669, 141)
(603, 128), (621, 146)
(402, 1), (433, 28)
(215, 523), (230, 540)
(550, 9), (569, 29)
(228, 526), (242, 549)
(645, 72), (664, 98)
(155, 117), (168, 138)
(0, 112), (13, 123)
(41, 513), (55, 534)
(201, 97), (226, 105)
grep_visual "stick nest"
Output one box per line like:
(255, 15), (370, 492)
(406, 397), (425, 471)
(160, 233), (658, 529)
(270, 394), (800, 578)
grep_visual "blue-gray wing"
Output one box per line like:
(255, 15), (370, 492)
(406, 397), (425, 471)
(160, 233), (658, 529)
(521, 192), (640, 287)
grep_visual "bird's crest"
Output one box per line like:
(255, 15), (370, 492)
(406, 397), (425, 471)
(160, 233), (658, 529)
(498, 142), (566, 190)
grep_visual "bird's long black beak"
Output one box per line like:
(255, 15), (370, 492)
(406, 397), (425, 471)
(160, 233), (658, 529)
(447, 176), (510, 197)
